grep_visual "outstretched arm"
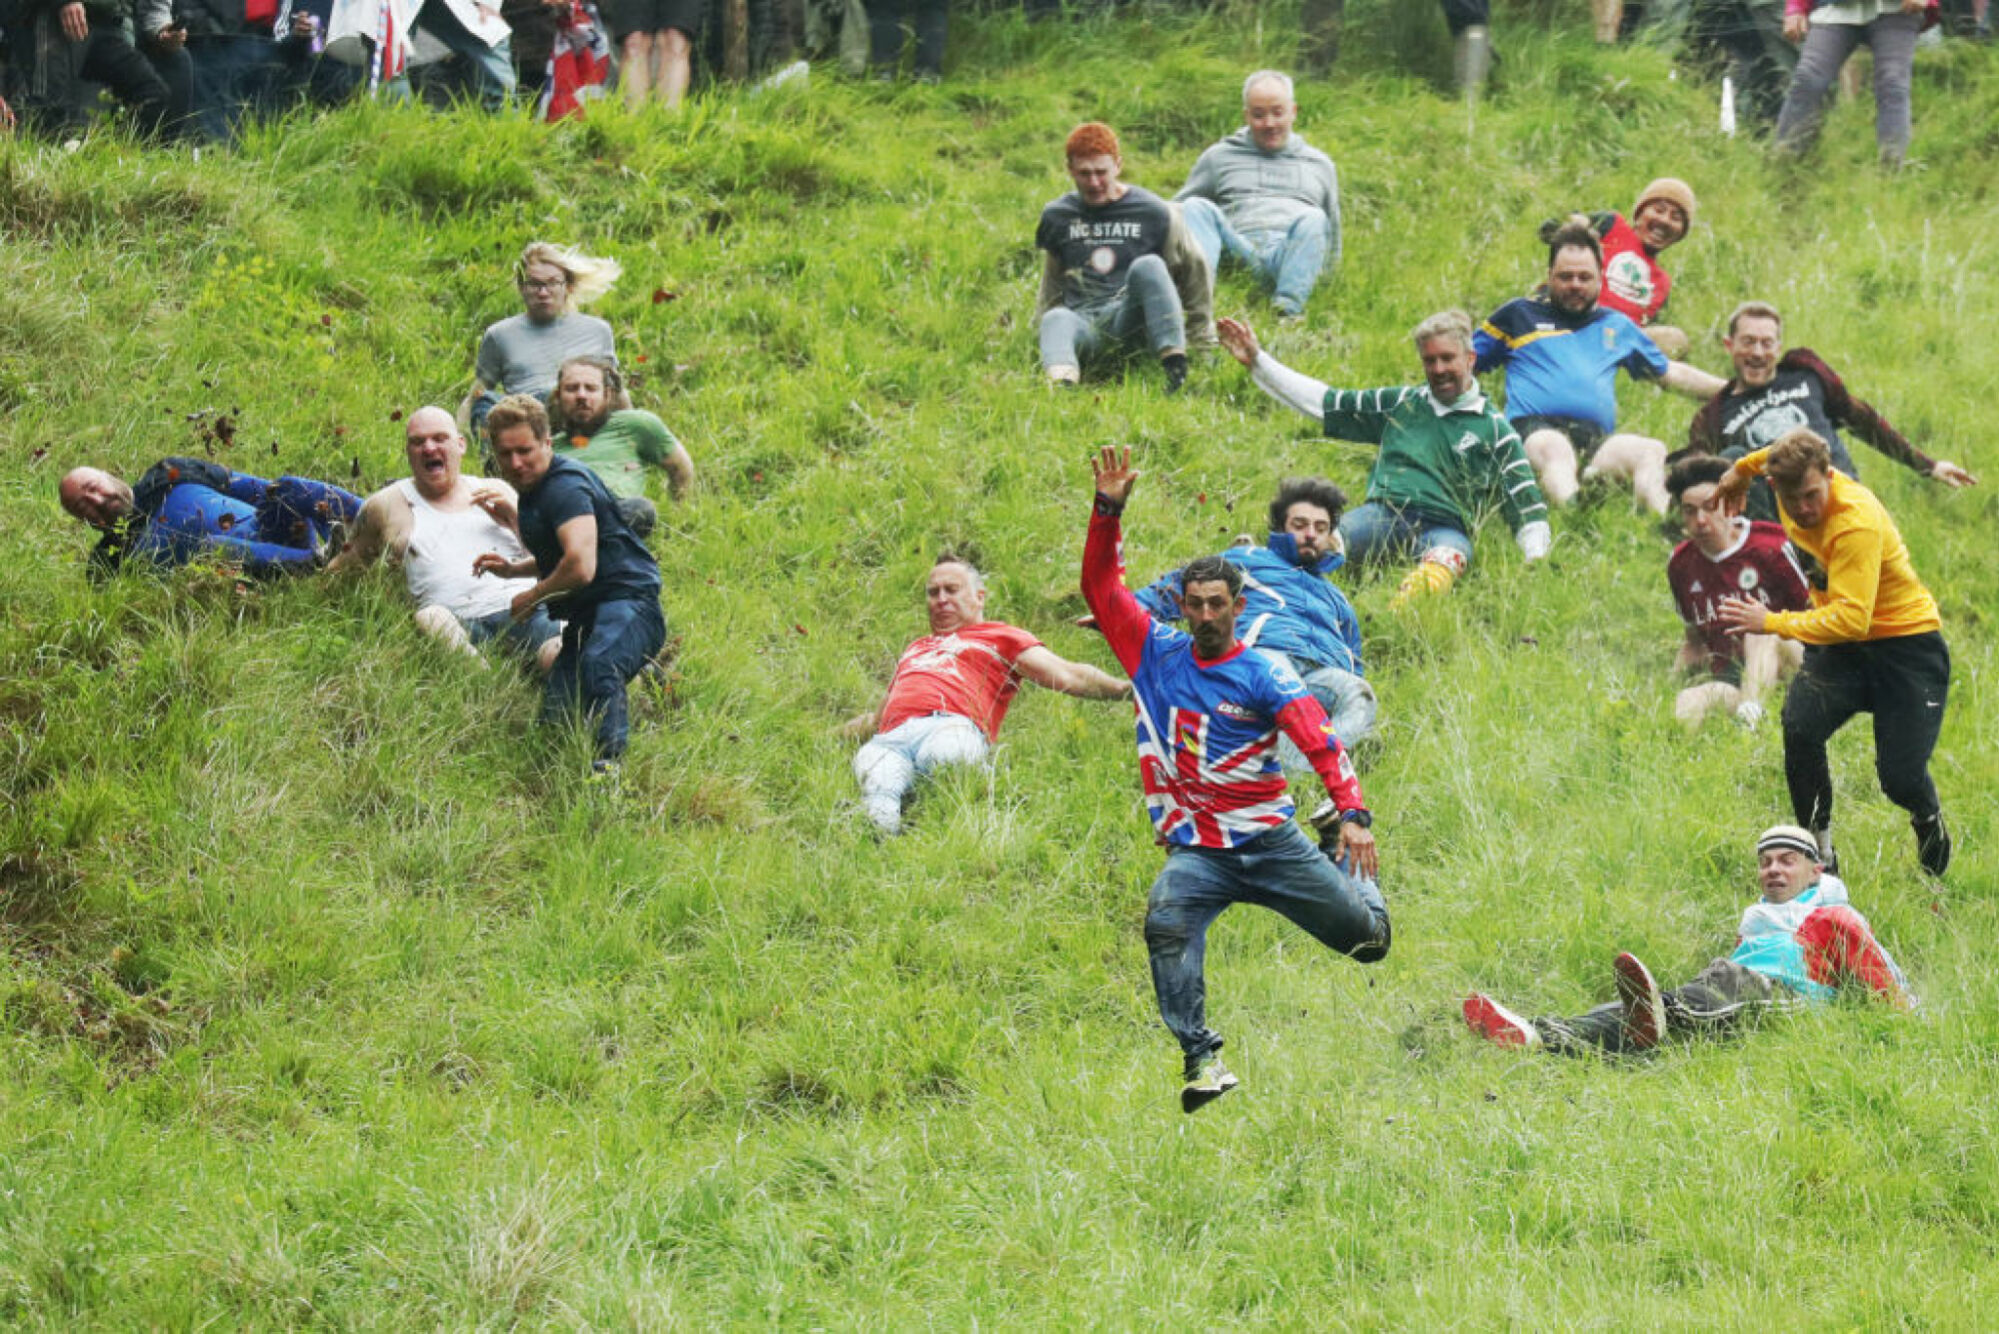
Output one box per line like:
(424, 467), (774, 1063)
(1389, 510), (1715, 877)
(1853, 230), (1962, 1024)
(1014, 646), (1131, 701)
(1219, 317), (1330, 422)
(1658, 360), (1726, 399)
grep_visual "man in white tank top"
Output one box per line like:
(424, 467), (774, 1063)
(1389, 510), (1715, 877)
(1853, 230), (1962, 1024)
(329, 407), (562, 674)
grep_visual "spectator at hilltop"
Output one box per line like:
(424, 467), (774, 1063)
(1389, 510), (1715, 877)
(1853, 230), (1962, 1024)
(1774, 0), (1929, 170)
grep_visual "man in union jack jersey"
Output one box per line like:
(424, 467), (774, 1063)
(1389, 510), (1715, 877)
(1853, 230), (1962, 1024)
(1083, 446), (1390, 1113)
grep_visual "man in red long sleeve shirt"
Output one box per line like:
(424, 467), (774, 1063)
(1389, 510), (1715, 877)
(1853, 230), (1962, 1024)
(1083, 445), (1391, 1113)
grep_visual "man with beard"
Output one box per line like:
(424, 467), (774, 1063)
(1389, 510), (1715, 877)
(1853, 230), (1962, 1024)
(1219, 309), (1550, 606)
(1682, 300), (1977, 521)
(549, 354), (695, 540)
(328, 407), (561, 675)
(1134, 476), (1376, 762)
(1084, 445), (1390, 1113)
(1475, 219), (1723, 515)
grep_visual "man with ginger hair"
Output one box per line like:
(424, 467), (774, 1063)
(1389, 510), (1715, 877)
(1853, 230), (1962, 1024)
(1716, 428), (1955, 878)
(1035, 120), (1214, 393)
(328, 407), (562, 675)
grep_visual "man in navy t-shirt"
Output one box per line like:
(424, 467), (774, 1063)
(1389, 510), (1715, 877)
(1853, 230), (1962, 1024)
(1033, 121), (1209, 394)
(474, 394), (665, 776)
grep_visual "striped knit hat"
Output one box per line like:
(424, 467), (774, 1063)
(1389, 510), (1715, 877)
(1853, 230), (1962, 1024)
(1756, 825), (1819, 860)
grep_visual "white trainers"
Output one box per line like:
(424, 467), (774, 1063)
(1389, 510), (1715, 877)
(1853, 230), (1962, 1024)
(1463, 993), (1541, 1048)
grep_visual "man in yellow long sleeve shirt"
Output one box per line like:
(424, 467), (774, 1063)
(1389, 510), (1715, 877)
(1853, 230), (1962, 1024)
(1716, 428), (1952, 877)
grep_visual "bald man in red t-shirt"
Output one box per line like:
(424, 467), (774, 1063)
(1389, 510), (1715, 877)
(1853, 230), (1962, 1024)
(844, 557), (1131, 836)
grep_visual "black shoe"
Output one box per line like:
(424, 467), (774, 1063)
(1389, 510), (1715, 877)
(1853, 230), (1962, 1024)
(1161, 353), (1189, 395)
(1914, 811), (1952, 877)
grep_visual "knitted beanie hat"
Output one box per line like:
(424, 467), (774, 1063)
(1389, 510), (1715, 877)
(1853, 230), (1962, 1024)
(1634, 177), (1697, 226)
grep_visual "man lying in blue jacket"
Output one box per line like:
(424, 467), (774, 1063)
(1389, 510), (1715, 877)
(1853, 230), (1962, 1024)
(1134, 475), (1374, 767)
(61, 457), (362, 579)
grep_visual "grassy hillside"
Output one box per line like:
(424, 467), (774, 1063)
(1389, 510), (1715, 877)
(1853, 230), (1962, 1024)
(4, 1), (1998, 1323)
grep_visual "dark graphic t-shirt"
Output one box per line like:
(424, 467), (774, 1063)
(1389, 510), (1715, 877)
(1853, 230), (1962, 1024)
(1036, 185), (1173, 310)
(1711, 368), (1859, 478)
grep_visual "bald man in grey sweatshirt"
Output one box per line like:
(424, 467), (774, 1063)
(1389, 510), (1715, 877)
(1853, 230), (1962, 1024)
(1175, 69), (1341, 320)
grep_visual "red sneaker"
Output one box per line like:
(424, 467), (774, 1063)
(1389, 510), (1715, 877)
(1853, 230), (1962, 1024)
(1463, 993), (1541, 1048)
(1613, 953), (1666, 1051)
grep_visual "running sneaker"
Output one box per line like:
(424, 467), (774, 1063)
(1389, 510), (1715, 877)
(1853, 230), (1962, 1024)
(1463, 993), (1541, 1048)
(1613, 952), (1666, 1051)
(1914, 810), (1952, 878)
(1180, 1057), (1239, 1114)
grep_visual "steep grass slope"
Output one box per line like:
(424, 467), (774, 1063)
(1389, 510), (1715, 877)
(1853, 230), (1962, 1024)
(3, 2), (1997, 1323)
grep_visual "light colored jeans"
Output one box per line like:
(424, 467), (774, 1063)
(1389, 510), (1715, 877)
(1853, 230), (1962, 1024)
(1337, 502), (1474, 570)
(852, 713), (989, 835)
(1038, 254), (1186, 369)
(1258, 650), (1378, 768)
(1178, 197), (1333, 316)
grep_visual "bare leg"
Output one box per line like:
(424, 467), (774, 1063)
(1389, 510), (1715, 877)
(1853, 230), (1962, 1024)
(1646, 324), (1689, 358)
(1676, 680), (1741, 727)
(1523, 428), (1580, 507)
(1591, 0), (1621, 42)
(660, 27), (692, 107)
(1587, 432), (1670, 514)
(621, 31), (655, 107)
(415, 605), (482, 660)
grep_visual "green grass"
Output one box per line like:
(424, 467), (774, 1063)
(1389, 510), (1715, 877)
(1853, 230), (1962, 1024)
(4, 0), (1999, 1323)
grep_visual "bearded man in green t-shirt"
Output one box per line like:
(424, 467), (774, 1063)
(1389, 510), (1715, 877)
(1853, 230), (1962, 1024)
(549, 355), (696, 539)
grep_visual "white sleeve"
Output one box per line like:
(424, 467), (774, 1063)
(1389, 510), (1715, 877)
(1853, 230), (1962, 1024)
(1516, 520), (1552, 561)
(1250, 352), (1330, 424)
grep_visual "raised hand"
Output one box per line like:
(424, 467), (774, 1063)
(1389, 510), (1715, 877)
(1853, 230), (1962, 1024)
(1092, 444), (1138, 506)
(1216, 316), (1261, 369)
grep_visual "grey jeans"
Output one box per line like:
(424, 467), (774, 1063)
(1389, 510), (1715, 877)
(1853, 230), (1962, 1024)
(1774, 9), (1921, 164)
(1037, 254), (1186, 370)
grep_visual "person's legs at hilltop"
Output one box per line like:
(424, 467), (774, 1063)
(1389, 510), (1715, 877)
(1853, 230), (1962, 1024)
(1860, 9), (1920, 168)
(407, 0), (517, 109)
(1774, 18), (1865, 158)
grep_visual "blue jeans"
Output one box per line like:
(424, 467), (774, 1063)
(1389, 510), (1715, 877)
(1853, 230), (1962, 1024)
(1037, 254), (1186, 370)
(187, 33), (293, 142)
(543, 597), (665, 760)
(1337, 502), (1473, 571)
(1178, 197), (1333, 316)
(1258, 651), (1377, 764)
(256, 475), (363, 549)
(466, 605), (562, 665)
(1145, 821), (1390, 1074)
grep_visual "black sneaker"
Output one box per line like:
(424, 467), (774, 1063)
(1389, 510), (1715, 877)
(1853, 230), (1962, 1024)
(1914, 811), (1952, 877)
(1161, 353), (1189, 395)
